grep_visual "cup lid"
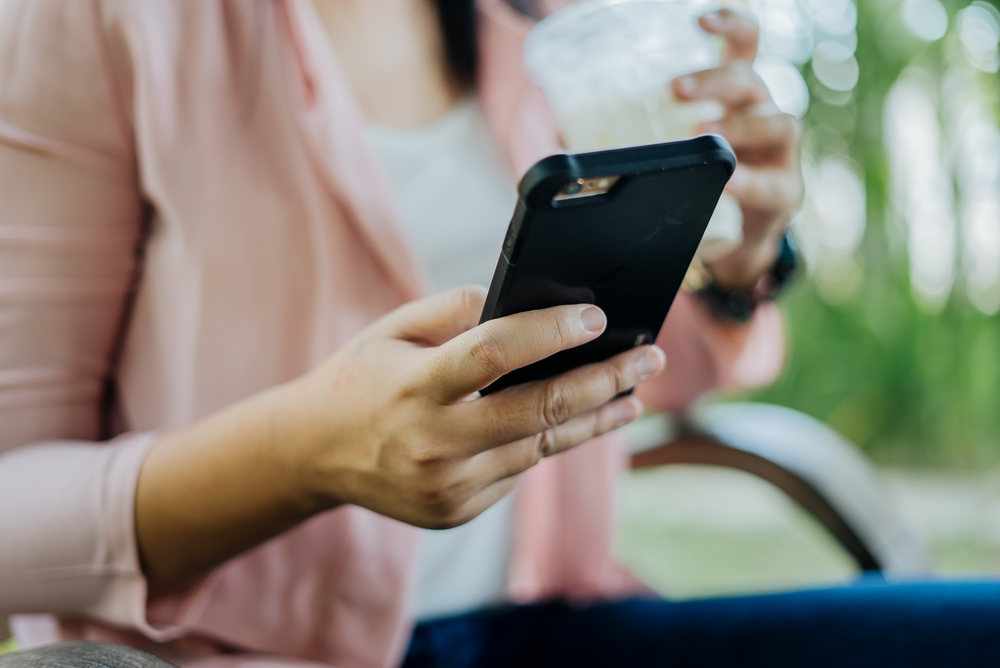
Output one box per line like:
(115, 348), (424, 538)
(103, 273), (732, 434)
(524, 0), (721, 92)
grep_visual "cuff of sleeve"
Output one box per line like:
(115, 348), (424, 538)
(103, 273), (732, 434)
(7, 431), (214, 646)
(89, 431), (205, 642)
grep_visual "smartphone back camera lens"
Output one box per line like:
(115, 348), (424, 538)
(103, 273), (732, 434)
(553, 176), (621, 203)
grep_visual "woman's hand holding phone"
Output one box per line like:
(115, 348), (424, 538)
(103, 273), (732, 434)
(290, 286), (662, 529)
(137, 286), (664, 589)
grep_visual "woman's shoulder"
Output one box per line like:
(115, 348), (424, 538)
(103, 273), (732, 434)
(0, 0), (275, 167)
(0, 0), (136, 159)
(97, 0), (271, 69)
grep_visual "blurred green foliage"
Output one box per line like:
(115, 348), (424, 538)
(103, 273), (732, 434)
(755, 277), (1000, 467)
(745, 0), (1000, 468)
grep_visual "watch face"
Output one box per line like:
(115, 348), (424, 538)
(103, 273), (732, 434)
(774, 231), (800, 287)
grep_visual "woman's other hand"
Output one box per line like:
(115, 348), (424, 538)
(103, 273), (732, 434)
(137, 286), (664, 588)
(673, 8), (803, 292)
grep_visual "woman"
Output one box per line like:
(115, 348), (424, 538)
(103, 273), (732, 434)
(2, 1), (997, 667)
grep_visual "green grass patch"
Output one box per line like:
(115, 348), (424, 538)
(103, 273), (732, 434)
(615, 467), (858, 599)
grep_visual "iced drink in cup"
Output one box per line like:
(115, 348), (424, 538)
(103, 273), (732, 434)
(525, 0), (744, 262)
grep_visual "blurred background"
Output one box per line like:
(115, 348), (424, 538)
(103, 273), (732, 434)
(753, 0), (1000, 471)
(619, 0), (1000, 599)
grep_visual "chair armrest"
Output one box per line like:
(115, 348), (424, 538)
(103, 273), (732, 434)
(626, 403), (932, 574)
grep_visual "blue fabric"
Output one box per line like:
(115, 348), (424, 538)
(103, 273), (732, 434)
(401, 580), (1000, 667)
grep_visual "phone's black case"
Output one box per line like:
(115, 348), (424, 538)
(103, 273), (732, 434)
(479, 135), (736, 395)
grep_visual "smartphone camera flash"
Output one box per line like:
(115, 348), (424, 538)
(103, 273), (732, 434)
(553, 175), (620, 202)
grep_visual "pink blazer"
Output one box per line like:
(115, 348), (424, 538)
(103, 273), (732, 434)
(0, 1), (784, 667)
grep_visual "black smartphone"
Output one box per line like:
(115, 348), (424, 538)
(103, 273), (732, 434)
(478, 135), (736, 395)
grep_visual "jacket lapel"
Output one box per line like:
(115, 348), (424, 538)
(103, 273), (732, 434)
(477, 0), (564, 177)
(278, 0), (430, 303)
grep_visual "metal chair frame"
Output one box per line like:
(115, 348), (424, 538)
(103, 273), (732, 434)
(626, 403), (932, 575)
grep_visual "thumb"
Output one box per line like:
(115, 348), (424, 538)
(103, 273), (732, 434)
(377, 285), (489, 347)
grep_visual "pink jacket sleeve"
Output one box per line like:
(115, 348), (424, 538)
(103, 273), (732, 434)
(0, 0), (157, 629)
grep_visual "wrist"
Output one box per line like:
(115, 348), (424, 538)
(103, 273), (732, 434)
(688, 229), (798, 323)
(135, 381), (334, 588)
(706, 224), (785, 292)
(263, 376), (348, 515)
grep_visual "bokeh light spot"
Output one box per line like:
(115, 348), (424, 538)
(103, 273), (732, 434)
(958, 4), (1000, 73)
(901, 0), (949, 42)
(811, 42), (859, 91)
(754, 56), (810, 117)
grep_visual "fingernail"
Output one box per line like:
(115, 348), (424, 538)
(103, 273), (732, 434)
(701, 10), (725, 28)
(580, 306), (606, 333)
(617, 399), (642, 427)
(637, 347), (665, 381)
(675, 76), (698, 97)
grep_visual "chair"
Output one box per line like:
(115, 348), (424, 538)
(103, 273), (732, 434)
(626, 402), (932, 575)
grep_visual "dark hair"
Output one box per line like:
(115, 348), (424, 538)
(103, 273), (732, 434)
(433, 0), (538, 91)
(432, 0), (479, 90)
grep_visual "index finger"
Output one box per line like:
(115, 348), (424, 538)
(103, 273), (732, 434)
(426, 304), (607, 403)
(699, 8), (759, 64)
(725, 164), (803, 217)
(370, 285), (489, 348)
(700, 111), (802, 154)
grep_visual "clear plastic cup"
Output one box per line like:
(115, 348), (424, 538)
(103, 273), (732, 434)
(525, 0), (744, 262)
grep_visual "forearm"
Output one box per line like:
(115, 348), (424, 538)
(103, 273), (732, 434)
(135, 381), (325, 591)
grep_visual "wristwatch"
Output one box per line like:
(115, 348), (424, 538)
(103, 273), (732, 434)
(684, 231), (799, 323)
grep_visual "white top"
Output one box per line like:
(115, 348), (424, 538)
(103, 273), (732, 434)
(368, 98), (518, 295)
(367, 98), (519, 621)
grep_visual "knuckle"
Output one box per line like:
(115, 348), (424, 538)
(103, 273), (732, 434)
(549, 313), (568, 349)
(469, 328), (509, 378)
(412, 450), (448, 472)
(425, 499), (467, 529)
(417, 469), (465, 506)
(417, 480), (448, 507)
(408, 435), (449, 469)
(457, 285), (486, 319)
(539, 384), (573, 429)
(396, 367), (430, 403)
(507, 438), (542, 474)
(532, 429), (559, 459)
(609, 359), (632, 395)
